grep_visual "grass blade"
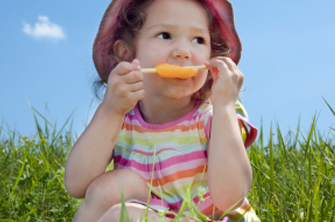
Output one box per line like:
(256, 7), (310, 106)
(323, 97), (335, 116)
(269, 123), (275, 194)
(8, 149), (27, 201)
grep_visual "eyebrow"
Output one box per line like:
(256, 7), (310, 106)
(147, 23), (209, 34)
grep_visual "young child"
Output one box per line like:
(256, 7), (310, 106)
(65, 0), (260, 221)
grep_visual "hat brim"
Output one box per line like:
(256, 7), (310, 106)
(93, 0), (241, 80)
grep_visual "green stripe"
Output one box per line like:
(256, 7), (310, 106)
(116, 135), (202, 146)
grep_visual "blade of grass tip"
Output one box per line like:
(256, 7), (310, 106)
(293, 115), (301, 150)
(183, 187), (207, 222)
(322, 97), (335, 116)
(45, 104), (55, 126)
(8, 149), (27, 201)
(50, 109), (75, 147)
(26, 100), (45, 140)
(188, 205), (207, 222)
(69, 117), (74, 136)
(144, 144), (157, 222)
(277, 123), (285, 163)
(260, 119), (264, 154)
(269, 122), (275, 194)
(236, 205), (252, 222)
(84, 98), (95, 128)
(218, 197), (245, 221)
(119, 186), (132, 222)
(31, 106), (54, 129)
(0, 117), (3, 138)
(174, 179), (194, 221)
(306, 114), (316, 191)
(314, 142), (334, 167)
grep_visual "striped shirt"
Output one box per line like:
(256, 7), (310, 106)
(113, 100), (259, 221)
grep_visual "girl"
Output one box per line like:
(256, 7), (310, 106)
(65, 0), (260, 221)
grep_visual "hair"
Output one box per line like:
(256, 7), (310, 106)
(93, 0), (229, 101)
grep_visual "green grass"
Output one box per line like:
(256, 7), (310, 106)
(0, 102), (334, 221)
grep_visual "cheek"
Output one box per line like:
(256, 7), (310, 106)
(136, 44), (165, 67)
(198, 71), (208, 84)
(143, 74), (160, 89)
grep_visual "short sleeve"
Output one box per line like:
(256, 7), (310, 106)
(204, 100), (258, 149)
(235, 101), (258, 149)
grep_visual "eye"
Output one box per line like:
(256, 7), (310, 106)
(157, 32), (171, 39)
(192, 37), (205, 44)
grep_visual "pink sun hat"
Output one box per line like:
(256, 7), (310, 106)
(93, 0), (242, 80)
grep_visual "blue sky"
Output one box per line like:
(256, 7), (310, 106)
(1, 0), (334, 141)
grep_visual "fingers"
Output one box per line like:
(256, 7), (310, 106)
(128, 81), (144, 92)
(205, 57), (236, 75)
(205, 57), (243, 81)
(122, 70), (143, 84)
(215, 56), (237, 71)
(110, 60), (143, 83)
(109, 60), (144, 93)
(205, 57), (244, 106)
(112, 61), (138, 75)
(103, 60), (145, 115)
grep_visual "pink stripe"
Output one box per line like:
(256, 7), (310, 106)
(205, 115), (212, 141)
(137, 198), (171, 209)
(134, 101), (202, 130)
(114, 150), (207, 172)
(123, 116), (141, 125)
(120, 158), (207, 180)
(194, 193), (213, 211)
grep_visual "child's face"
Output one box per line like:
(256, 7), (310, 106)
(135, 0), (211, 100)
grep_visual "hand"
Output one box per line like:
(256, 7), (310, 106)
(101, 59), (145, 116)
(205, 57), (244, 107)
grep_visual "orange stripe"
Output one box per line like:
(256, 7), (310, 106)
(200, 204), (218, 217)
(240, 203), (252, 211)
(145, 165), (206, 186)
(121, 121), (204, 133)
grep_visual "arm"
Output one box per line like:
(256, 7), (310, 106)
(64, 59), (144, 198)
(207, 104), (252, 211)
(205, 57), (252, 211)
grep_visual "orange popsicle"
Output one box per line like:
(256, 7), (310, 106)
(141, 63), (207, 79)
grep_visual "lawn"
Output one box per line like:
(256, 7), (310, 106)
(1, 102), (334, 221)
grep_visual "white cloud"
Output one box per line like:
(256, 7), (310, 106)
(23, 16), (66, 40)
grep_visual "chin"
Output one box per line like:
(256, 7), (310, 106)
(170, 93), (193, 100)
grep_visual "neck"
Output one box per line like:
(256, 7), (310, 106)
(138, 97), (197, 124)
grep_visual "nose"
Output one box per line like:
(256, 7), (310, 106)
(172, 39), (192, 59)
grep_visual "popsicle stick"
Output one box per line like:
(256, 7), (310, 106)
(140, 68), (156, 73)
(140, 65), (207, 73)
(183, 65), (207, 70)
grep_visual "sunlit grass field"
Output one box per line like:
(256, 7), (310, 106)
(1, 101), (334, 221)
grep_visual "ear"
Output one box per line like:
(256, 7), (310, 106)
(113, 40), (132, 61)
